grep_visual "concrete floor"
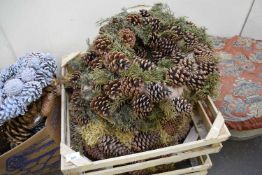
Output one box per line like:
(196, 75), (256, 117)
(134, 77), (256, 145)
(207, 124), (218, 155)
(209, 136), (262, 175)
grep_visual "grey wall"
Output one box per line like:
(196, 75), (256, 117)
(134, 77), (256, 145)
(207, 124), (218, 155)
(0, 0), (261, 68)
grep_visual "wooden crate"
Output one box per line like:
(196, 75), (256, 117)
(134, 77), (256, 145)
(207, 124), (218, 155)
(60, 52), (230, 175)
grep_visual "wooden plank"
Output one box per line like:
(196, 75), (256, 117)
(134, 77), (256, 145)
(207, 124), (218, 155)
(61, 51), (81, 67)
(80, 146), (219, 175)
(191, 111), (208, 139)
(183, 127), (199, 143)
(206, 112), (225, 139)
(63, 144), (221, 173)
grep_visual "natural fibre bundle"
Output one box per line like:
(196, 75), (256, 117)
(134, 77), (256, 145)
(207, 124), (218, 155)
(64, 3), (220, 161)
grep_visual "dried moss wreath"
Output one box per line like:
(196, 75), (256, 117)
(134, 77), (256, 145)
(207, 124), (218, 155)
(64, 4), (220, 161)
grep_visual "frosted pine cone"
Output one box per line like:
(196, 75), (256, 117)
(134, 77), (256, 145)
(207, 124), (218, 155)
(93, 35), (112, 54)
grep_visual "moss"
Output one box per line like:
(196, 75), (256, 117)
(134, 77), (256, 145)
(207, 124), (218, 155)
(113, 129), (134, 149)
(87, 68), (114, 86)
(159, 99), (176, 119)
(80, 119), (108, 146)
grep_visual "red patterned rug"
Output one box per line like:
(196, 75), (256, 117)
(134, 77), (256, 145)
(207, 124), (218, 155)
(211, 36), (262, 138)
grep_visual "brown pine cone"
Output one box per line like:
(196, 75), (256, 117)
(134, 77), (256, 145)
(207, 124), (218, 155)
(194, 43), (214, 62)
(166, 67), (190, 87)
(131, 132), (160, 152)
(142, 16), (161, 31)
(161, 118), (177, 136)
(93, 35), (112, 54)
(105, 51), (130, 73)
(172, 97), (192, 113)
(69, 90), (89, 126)
(135, 47), (147, 59)
(139, 9), (150, 17)
(90, 95), (112, 117)
(183, 31), (199, 48)
(120, 77), (144, 97)
(133, 57), (156, 71)
(197, 61), (218, 75)
(118, 28), (136, 48)
(146, 82), (170, 103)
(132, 93), (154, 119)
(187, 72), (207, 89)
(97, 135), (132, 158)
(83, 144), (105, 161)
(103, 79), (122, 100)
(126, 14), (142, 26)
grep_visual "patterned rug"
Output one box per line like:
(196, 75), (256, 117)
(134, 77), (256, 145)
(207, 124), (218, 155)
(211, 36), (262, 134)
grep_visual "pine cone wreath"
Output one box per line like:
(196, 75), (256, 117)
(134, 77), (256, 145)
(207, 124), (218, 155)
(90, 95), (112, 117)
(118, 28), (136, 48)
(166, 67), (190, 87)
(172, 97), (192, 113)
(126, 14), (142, 26)
(146, 83), (170, 103)
(93, 35), (112, 54)
(133, 57), (156, 71)
(103, 79), (122, 100)
(120, 77), (144, 97)
(65, 4), (220, 162)
(131, 132), (160, 152)
(105, 51), (130, 73)
(132, 93), (154, 118)
(97, 135), (132, 158)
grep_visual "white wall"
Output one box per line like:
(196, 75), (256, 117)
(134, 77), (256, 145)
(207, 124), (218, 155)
(0, 0), (260, 69)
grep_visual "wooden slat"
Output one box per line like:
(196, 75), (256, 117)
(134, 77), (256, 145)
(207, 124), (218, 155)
(61, 51), (81, 67)
(183, 127), (199, 143)
(81, 146), (219, 175)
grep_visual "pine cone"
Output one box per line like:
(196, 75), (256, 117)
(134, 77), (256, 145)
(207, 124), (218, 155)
(166, 67), (190, 87)
(70, 90), (89, 126)
(133, 57), (156, 71)
(67, 71), (81, 90)
(163, 115), (191, 142)
(135, 47), (147, 59)
(97, 135), (132, 158)
(126, 14), (142, 26)
(83, 144), (105, 160)
(90, 95), (112, 117)
(120, 77), (144, 97)
(143, 16), (161, 31)
(178, 57), (197, 72)
(197, 61), (218, 75)
(118, 28), (136, 48)
(172, 97), (192, 113)
(151, 50), (165, 63)
(105, 51), (130, 73)
(170, 49), (186, 64)
(170, 25), (183, 40)
(93, 35), (112, 54)
(0, 129), (10, 155)
(161, 118), (177, 136)
(83, 51), (97, 66)
(146, 83), (170, 103)
(187, 72), (207, 89)
(132, 93), (154, 118)
(139, 9), (150, 17)
(183, 31), (199, 48)
(103, 79), (122, 100)
(131, 132), (160, 152)
(194, 43), (214, 62)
